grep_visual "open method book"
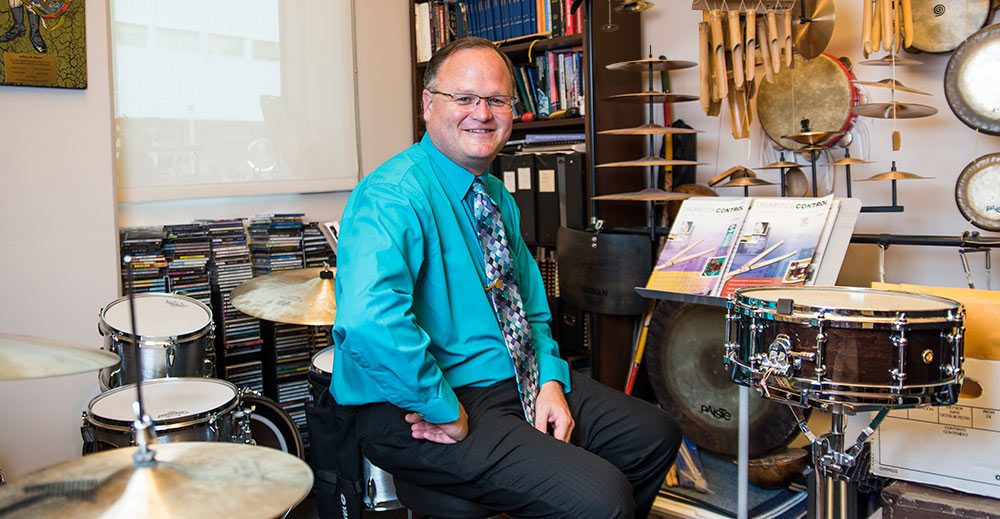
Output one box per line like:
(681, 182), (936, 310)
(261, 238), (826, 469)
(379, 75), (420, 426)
(647, 195), (838, 298)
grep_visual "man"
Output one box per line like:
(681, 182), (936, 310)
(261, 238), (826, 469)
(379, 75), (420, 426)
(330, 37), (680, 518)
(0, 0), (47, 54)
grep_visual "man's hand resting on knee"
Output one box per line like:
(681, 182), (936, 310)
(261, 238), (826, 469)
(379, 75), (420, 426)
(406, 404), (469, 444)
(534, 380), (575, 443)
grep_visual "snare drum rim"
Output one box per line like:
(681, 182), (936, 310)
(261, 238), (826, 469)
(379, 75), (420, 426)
(85, 377), (240, 432)
(732, 286), (963, 326)
(99, 293), (215, 344)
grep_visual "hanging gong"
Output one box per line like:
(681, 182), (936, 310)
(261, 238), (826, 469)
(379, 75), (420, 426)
(644, 302), (803, 457)
(955, 153), (1000, 232)
(945, 24), (1000, 135)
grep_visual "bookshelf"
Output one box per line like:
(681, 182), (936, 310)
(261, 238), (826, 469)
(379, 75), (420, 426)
(409, 0), (649, 389)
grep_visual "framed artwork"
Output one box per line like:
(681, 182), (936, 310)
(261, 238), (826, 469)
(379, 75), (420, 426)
(0, 0), (86, 89)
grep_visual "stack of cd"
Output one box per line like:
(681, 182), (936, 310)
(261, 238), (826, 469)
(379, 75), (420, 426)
(248, 214), (306, 274)
(119, 226), (169, 293)
(275, 324), (313, 441)
(303, 222), (336, 268)
(162, 224), (213, 307)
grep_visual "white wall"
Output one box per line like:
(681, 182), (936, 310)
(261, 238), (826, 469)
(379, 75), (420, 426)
(0, 2), (412, 480)
(641, 5), (999, 289)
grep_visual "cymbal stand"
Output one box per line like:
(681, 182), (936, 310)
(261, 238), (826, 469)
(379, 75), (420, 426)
(787, 405), (890, 519)
(123, 256), (158, 467)
(779, 152), (788, 197)
(645, 48), (657, 244)
(859, 161), (905, 213)
(843, 149), (854, 198)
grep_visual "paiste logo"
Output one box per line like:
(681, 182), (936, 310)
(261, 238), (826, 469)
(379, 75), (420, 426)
(933, 4), (946, 17)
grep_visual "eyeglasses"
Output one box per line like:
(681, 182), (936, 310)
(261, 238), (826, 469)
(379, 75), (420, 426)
(428, 90), (516, 113)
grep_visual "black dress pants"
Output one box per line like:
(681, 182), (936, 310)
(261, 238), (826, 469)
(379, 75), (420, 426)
(355, 371), (682, 518)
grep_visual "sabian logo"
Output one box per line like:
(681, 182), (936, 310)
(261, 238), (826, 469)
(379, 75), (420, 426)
(165, 299), (188, 308)
(157, 410), (188, 419)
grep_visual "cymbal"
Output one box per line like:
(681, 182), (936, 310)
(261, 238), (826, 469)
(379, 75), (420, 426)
(755, 161), (805, 170)
(859, 54), (923, 67)
(592, 188), (695, 202)
(852, 79), (931, 96)
(597, 123), (703, 136)
(231, 267), (336, 326)
(615, 0), (654, 13)
(781, 130), (844, 146)
(708, 165), (754, 186)
(793, 0), (836, 59)
(0, 442), (312, 518)
(596, 156), (707, 168)
(0, 333), (119, 381)
(857, 170), (933, 181)
(602, 92), (700, 104)
(829, 157), (875, 166)
(719, 176), (776, 187)
(797, 145), (830, 152)
(606, 58), (697, 72)
(851, 102), (938, 119)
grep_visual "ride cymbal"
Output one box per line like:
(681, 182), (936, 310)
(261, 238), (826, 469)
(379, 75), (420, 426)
(602, 92), (700, 104)
(719, 177), (776, 188)
(851, 102), (938, 119)
(858, 170), (933, 181)
(592, 188), (695, 202)
(597, 124), (703, 136)
(606, 58), (697, 72)
(231, 267), (336, 326)
(755, 161), (805, 170)
(829, 157), (876, 166)
(781, 130), (844, 146)
(0, 334), (119, 381)
(0, 442), (312, 519)
(859, 54), (923, 66)
(596, 156), (707, 168)
(852, 79), (931, 96)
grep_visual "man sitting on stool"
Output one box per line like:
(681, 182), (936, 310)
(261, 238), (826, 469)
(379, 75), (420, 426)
(328, 37), (681, 518)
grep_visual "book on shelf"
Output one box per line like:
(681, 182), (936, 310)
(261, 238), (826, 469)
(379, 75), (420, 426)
(645, 196), (837, 298)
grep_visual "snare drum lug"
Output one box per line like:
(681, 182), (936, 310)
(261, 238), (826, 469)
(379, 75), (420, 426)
(167, 346), (176, 369)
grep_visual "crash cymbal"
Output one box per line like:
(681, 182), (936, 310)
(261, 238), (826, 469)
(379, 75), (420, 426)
(829, 157), (876, 166)
(231, 267), (336, 326)
(597, 123), (703, 136)
(781, 130), (844, 146)
(792, 0), (837, 59)
(0, 334), (119, 381)
(592, 188), (695, 202)
(596, 156), (707, 168)
(755, 161), (805, 170)
(719, 177), (776, 188)
(0, 442), (312, 519)
(615, 0), (654, 13)
(602, 92), (700, 104)
(851, 102), (938, 119)
(859, 54), (923, 67)
(606, 58), (697, 72)
(858, 170), (933, 181)
(852, 79), (931, 96)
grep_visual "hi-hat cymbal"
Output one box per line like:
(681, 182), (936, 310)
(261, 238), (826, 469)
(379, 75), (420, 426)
(852, 79), (931, 96)
(851, 102), (938, 119)
(755, 161), (805, 170)
(829, 157), (876, 166)
(719, 177), (776, 188)
(592, 188), (695, 202)
(602, 92), (700, 104)
(597, 124), (703, 136)
(793, 0), (836, 59)
(596, 156), (707, 168)
(859, 54), (923, 66)
(231, 267), (336, 326)
(781, 130), (844, 146)
(0, 334), (119, 381)
(0, 442), (312, 518)
(857, 170), (933, 181)
(606, 58), (697, 72)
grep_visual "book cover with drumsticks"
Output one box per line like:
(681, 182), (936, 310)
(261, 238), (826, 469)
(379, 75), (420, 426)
(645, 197), (752, 295)
(716, 195), (835, 298)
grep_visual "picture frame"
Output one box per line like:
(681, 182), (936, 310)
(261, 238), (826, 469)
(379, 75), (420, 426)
(0, 0), (86, 89)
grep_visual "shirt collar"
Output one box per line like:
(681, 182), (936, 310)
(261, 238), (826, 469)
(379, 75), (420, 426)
(419, 133), (482, 202)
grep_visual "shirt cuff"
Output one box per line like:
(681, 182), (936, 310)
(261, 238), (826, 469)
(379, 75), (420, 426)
(415, 385), (461, 424)
(538, 353), (571, 393)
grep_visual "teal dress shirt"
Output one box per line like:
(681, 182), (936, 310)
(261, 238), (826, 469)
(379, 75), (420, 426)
(330, 134), (571, 424)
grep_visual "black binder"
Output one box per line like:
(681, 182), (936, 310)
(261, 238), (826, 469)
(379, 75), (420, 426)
(556, 153), (586, 231)
(534, 154), (561, 245)
(510, 154), (537, 243)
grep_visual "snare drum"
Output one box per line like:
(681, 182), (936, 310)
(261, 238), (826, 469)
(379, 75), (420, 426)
(725, 286), (964, 412)
(241, 392), (305, 460)
(98, 293), (215, 388)
(81, 378), (245, 452)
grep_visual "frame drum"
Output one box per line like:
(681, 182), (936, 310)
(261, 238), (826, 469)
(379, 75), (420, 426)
(756, 53), (860, 151)
(907, 0), (991, 54)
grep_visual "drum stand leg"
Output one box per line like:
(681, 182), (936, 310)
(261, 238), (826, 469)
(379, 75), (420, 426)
(812, 413), (851, 519)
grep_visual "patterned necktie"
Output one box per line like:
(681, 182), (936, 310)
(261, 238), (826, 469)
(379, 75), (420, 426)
(471, 178), (539, 423)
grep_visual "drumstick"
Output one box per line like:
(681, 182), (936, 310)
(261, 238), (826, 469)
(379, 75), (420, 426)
(745, 9), (757, 83)
(666, 238), (704, 264)
(728, 10), (745, 90)
(623, 303), (655, 396)
(766, 8), (781, 74)
(709, 9), (729, 101)
(901, 0), (914, 48)
(882, 0), (892, 51)
(660, 249), (714, 270)
(727, 239), (785, 280)
(757, 18), (775, 83)
(863, 0), (873, 56)
(699, 22), (712, 113)
(783, 7), (793, 67)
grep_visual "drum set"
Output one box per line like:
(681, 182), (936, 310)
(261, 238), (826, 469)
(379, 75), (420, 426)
(724, 286), (965, 518)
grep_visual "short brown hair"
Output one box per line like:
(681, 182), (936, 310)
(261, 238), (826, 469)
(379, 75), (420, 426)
(423, 37), (516, 92)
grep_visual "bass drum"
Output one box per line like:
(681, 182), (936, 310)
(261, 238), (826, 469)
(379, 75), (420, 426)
(644, 302), (803, 458)
(756, 53), (860, 151)
(242, 392), (305, 460)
